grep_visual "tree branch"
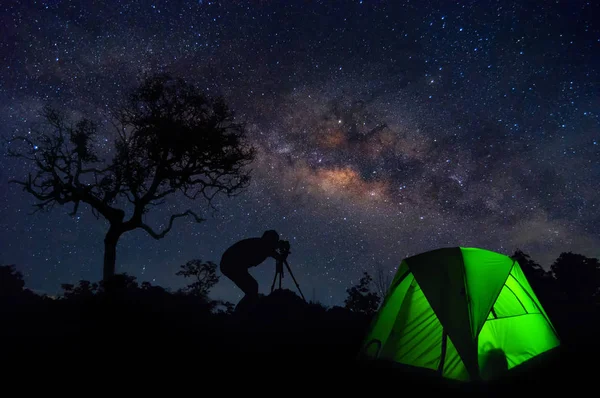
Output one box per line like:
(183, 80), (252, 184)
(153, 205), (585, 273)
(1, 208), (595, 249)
(7, 74), (256, 280)
(139, 210), (205, 240)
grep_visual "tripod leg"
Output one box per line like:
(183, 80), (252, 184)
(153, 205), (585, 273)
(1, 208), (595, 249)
(284, 260), (307, 302)
(271, 270), (278, 293)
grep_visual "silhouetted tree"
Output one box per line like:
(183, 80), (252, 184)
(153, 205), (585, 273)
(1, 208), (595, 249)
(61, 280), (98, 300)
(371, 261), (392, 299)
(6, 73), (256, 282)
(551, 252), (600, 305)
(176, 259), (219, 298)
(140, 281), (167, 294)
(212, 300), (235, 315)
(511, 249), (556, 299)
(98, 273), (140, 294)
(0, 264), (26, 297)
(344, 272), (381, 316)
(60, 274), (143, 302)
(512, 249), (547, 280)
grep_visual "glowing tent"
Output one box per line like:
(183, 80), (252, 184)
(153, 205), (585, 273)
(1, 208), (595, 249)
(358, 247), (560, 381)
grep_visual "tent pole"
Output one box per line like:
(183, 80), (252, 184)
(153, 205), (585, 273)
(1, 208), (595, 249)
(437, 329), (448, 376)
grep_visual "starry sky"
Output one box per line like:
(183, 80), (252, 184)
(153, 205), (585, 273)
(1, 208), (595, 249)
(1, 0), (599, 306)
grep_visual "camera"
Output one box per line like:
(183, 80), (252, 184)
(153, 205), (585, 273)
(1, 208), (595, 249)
(277, 240), (291, 257)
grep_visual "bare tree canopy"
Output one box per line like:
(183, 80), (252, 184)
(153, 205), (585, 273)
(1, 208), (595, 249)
(6, 72), (256, 281)
(372, 261), (393, 299)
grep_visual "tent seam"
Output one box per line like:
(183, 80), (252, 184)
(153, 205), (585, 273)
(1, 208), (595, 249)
(503, 283), (529, 314)
(458, 247), (478, 380)
(486, 312), (542, 321)
(508, 272), (559, 338)
(458, 248), (472, 339)
(479, 258), (517, 337)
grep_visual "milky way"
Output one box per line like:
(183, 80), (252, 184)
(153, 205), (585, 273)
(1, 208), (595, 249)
(1, 1), (599, 306)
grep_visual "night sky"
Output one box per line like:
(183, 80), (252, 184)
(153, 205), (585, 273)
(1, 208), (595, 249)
(1, 0), (599, 306)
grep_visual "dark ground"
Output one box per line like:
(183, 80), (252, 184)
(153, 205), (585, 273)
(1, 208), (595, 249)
(2, 288), (598, 394)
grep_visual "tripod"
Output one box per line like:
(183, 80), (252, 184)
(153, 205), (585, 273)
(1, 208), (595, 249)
(271, 256), (306, 302)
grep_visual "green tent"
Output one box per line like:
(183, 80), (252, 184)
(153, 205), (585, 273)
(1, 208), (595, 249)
(358, 247), (560, 381)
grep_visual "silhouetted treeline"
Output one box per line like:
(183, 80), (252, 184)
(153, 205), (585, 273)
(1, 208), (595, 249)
(510, 250), (600, 345)
(0, 260), (371, 378)
(1, 249), (599, 388)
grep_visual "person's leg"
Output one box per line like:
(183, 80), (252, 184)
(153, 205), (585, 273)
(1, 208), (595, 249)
(221, 260), (259, 307)
(235, 270), (259, 298)
(232, 270), (259, 312)
(219, 260), (232, 281)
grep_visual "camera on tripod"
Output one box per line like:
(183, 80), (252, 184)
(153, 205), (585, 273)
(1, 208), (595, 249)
(277, 240), (291, 259)
(271, 238), (305, 302)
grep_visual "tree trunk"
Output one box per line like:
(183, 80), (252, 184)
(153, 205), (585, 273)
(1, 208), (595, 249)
(103, 226), (123, 282)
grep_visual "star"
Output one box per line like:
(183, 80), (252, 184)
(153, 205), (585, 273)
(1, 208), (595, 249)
(0, 0), (598, 307)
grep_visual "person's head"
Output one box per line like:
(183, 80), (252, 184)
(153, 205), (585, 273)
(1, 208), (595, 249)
(261, 229), (280, 249)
